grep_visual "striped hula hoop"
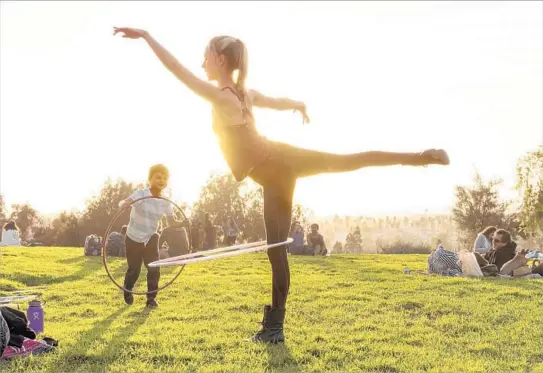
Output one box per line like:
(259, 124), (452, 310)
(148, 238), (293, 268)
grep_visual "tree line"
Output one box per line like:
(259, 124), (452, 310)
(1, 147), (541, 250)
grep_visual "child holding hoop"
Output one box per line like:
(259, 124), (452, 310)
(119, 164), (178, 308)
(113, 28), (450, 341)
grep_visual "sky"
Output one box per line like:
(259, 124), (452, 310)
(1, 1), (542, 218)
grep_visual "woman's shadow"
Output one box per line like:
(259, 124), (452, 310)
(265, 342), (301, 372)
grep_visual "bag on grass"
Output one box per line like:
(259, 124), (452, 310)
(84, 235), (102, 257)
(428, 246), (463, 276)
(458, 250), (484, 277)
(106, 232), (125, 257)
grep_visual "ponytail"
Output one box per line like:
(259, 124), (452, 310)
(234, 39), (248, 101)
(210, 36), (249, 97)
(210, 36), (251, 114)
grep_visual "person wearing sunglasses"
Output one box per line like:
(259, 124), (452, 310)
(483, 229), (517, 271)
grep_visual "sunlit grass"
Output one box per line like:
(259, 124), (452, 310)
(1, 246), (542, 372)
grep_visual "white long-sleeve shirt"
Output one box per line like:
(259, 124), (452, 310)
(0, 230), (21, 246)
(473, 233), (491, 254)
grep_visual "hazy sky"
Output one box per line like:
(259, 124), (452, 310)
(1, 1), (541, 217)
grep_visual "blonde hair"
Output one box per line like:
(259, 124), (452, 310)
(208, 36), (249, 101)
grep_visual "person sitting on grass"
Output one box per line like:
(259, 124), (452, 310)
(119, 225), (128, 257)
(307, 224), (327, 256)
(106, 225), (128, 257)
(224, 216), (240, 246)
(190, 220), (202, 251)
(289, 221), (305, 255)
(160, 219), (190, 257)
(473, 226), (497, 254)
(0, 221), (21, 247)
(482, 229), (516, 272)
(204, 213), (217, 250)
(118, 164), (181, 308)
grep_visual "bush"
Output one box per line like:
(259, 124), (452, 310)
(377, 239), (432, 254)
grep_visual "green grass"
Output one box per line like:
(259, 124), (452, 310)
(1, 246), (542, 372)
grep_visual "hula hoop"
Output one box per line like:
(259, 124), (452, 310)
(156, 240), (267, 264)
(149, 238), (294, 268)
(102, 195), (191, 296)
(0, 295), (38, 305)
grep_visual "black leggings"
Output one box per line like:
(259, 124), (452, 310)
(124, 233), (160, 300)
(249, 142), (428, 310)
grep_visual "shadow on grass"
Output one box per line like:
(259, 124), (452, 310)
(2, 254), (109, 288)
(105, 309), (153, 370)
(58, 256), (88, 265)
(265, 342), (301, 372)
(2, 268), (97, 288)
(49, 306), (151, 371)
(25, 307), (128, 372)
(104, 260), (184, 292)
(2, 256), (146, 290)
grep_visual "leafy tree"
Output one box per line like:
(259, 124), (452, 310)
(191, 173), (248, 230)
(79, 178), (144, 241)
(9, 203), (42, 241)
(192, 173), (310, 244)
(243, 187), (266, 243)
(292, 204), (312, 230)
(344, 226), (363, 252)
(0, 194), (7, 224)
(33, 211), (83, 247)
(452, 171), (516, 247)
(55, 212), (83, 247)
(332, 241), (344, 253)
(516, 146), (543, 243)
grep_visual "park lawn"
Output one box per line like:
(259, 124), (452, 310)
(0, 246), (542, 373)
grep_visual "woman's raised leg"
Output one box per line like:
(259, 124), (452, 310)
(268, 141), (449, 178)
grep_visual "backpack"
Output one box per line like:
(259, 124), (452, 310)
(428, 246), (462, 276)
(84, 235), (102, 256)
(106, 232), (125, 257)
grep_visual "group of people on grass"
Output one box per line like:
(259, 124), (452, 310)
(190, 213), (240, 251)
(289, 221), (328, 256)
(104, 209), (240, 260)
(429, 226), (542, 278)
(472, 226), (542, 277)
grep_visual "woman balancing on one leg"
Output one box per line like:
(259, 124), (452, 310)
(113, 28), (450, 343)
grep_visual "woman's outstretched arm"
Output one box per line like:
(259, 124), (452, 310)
(249, 89), (310, 123)
(113, 27), (235, 108)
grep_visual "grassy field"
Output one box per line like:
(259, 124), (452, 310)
(1, 246), (542, 373)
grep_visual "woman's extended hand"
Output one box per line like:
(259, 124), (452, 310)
(294, 102), (310, 124)
(113, 27), (148, 39)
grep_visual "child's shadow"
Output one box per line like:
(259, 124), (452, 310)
(49, 306), (151, 372)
